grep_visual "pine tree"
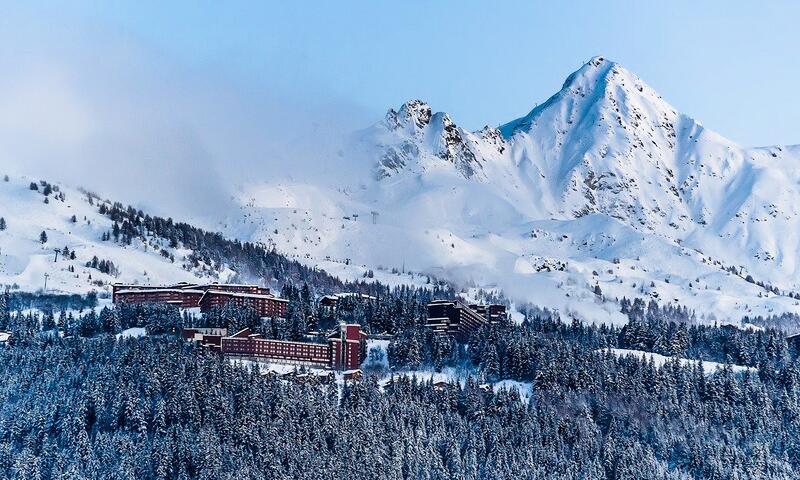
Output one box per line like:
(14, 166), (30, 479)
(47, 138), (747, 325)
(0, 217), (5, 231)
(482, 344), (500, 380)
(39, 231), (47, 244)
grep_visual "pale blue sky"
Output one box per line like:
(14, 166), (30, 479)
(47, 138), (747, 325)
(48, 0), (800, 147)
(4, 1), (800, 148)
(0, 1), (798, 217)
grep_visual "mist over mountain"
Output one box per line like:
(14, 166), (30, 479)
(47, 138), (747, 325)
(0, 14), (373, 226)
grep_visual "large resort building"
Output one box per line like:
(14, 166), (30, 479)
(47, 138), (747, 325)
(426, 300), (507, 339)
(112, 282), (288, 318)
(121, 282), (368, 371)
(186, 323), (368, 371)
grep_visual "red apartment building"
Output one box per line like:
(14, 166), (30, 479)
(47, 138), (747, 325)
(113, 287), (205, 308)
(328, 324), (368, 371)
(218, 323), (368, 370)
(197, 290), (287, 318)
(112, 282), (287, 318)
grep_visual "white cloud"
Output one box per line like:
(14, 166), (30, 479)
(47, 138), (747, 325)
(0, 11), (373, 225)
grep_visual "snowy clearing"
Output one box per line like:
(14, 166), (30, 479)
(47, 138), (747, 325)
(600, 348), (755, 374)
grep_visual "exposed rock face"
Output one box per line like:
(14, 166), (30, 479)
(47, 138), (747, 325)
(374, 100), (502, 179)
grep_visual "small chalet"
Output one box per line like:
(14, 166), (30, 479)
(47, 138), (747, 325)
(342, 369), (363, 382)
(432, 380), (452, 391)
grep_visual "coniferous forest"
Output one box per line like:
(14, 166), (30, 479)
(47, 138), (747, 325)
(2, 289), (800, 479)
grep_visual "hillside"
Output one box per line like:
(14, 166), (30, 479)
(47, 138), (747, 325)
(0, 176), (213, 293)
(0, 175), (351, 296)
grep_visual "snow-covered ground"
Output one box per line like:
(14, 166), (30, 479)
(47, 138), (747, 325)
(0, 175), (232, 295)
(228, 358), (358, 389)
(230, 358), (318, 376)
(494, 379), (534, 402)
(224, 177), (800, 326)
(378, 368), (462, 386)
(116, 327), (147, 340)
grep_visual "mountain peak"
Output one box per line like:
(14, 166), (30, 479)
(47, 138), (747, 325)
(371, 100), (497, 180)
(385, 99), (433, 131)
(561, 55), (616, 88)
(588, 55), (608, 65)
(500, 56), (655, 138)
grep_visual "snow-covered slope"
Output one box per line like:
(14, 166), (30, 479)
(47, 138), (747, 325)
(497, 57), (800, 285)
(0, 176), (232, 294)
(226, 56), (800, 326)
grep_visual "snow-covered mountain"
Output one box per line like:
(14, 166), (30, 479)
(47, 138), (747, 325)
(226, 56), (800, 325)
(5, 56), (799, 326)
